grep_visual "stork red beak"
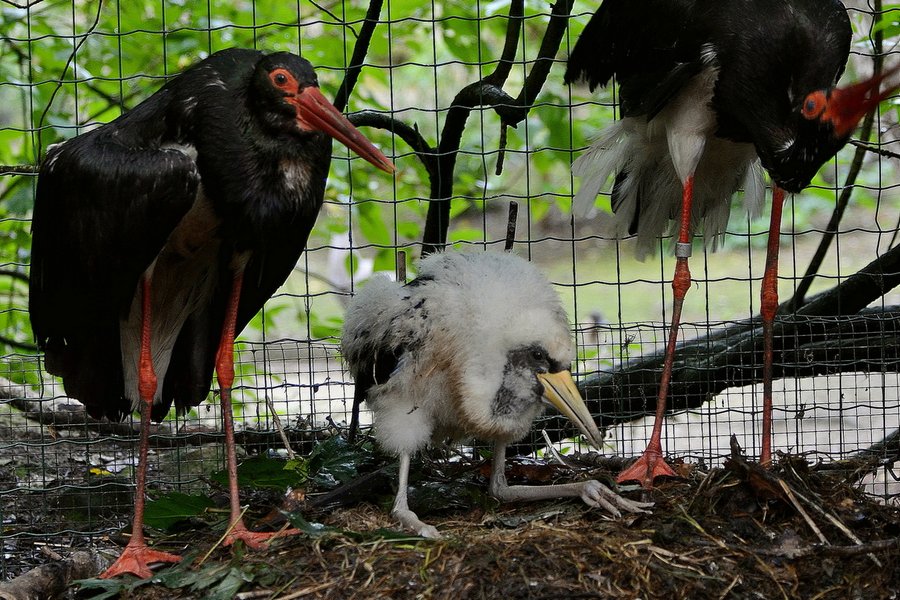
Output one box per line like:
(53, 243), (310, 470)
(291, 86), (395, 174)
(826, 64), (900, 138)
(537, 370), (604, 450)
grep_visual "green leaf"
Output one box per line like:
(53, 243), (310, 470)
(441, 15), (482, 63)
(305, 436), (368, 488)
(73, 578), (134, 600)
(143, 492), (216, 531)
(356, 200), (392, 245)
(211, 455), (306, 491)
(284, 512), (336, 538)
(207, 567), (253, 600)
(310, 312), (344, 341)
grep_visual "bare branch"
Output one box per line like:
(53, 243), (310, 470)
(333, 0), (385, 113)
(421, 0), (575, 255)
(849, 139), (900, 161)
(349, 110), (438, 175)
(508, 244), (900, 454)
(0, 378), (322, 453)
(0, 165), (39, 175)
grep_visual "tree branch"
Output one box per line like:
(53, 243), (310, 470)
(333, 0), (385, 113)
(0, 165), (39, 175)
(0, 378), (323, 454)
(509, 308), (900, 455)
(508, 244), (900, 454)
(482, 0), (524, 86)
(506, 0), (575, 127)
(850, 139), (900, 161)
(0, 550), (100, 600)
(349, 111), (438, 178)
(421, 0), (575, 255)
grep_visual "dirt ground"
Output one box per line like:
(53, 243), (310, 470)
(44, 443), (900, 600)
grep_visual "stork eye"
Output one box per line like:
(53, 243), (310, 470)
(531, 348), (547, 362)
(801, 90), (827, 120)
(270, 69), (293, 89)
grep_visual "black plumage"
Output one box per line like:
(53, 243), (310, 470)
(29, 47), (393, 578)
(32, 49), (341, 420)
(567, 0), (853, 195)
(565, 0), (898, 486)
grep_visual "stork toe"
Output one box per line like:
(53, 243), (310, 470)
(223, 523), (301, 549)
(580, 479), (653, 516)
(99, 543), (181, 579)
(392, 508), (442, 539)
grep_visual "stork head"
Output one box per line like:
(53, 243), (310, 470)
(765, 65), (900, 193)
(492, 342), (604, 449)
(251, 52), (395, 173)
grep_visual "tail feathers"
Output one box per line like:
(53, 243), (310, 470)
(571, 120), (634, 219)
(573, 117), (762, 259)
(742, 158), (766, 219)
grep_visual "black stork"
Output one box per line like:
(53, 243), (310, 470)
(564, 0), (900, 487)
(28, 47), (395, 578)
(341, 251), (652, 538)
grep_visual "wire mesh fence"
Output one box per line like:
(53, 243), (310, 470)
(1, 0), (899, 580)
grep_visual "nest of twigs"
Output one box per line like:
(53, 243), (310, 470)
(45, 436), (893, 600)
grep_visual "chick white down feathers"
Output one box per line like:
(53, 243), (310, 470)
(342, 251), (651, 538)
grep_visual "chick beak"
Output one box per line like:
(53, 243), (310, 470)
(825, 64), (900, 138)
(537, 370), (603, 450)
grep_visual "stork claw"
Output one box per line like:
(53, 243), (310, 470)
(100, 541), (181, 579)
(616, 448), (678, 489)
(392, 507), (442, 539)
(223, 521), (301, 550)
(580, 480), (654, 516)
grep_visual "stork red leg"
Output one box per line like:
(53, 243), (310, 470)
(617, 177), (698, 488)
(101, 276), (182, 579)
(216, 269), (299, 548)
(759, 186), (786, 466)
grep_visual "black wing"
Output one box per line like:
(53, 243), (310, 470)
(565, 0), (705, 117)
(156, 187), (329, 420)
(343, 273), (437, 406)
(567, 0), (850, 127)
(29, 101), (199, 420)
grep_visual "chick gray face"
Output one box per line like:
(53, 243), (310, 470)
(492, 344), (563, 419)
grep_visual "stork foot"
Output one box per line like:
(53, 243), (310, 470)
(223, 521), (301, 550)
(392, 507), (442, 539)
(580, 480), (654, 516)
(617, 448), (677, 489)
(100, 541), (181, 579)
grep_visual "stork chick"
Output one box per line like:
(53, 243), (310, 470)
(342, 252), (651, 538)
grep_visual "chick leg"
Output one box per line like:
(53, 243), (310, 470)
(488, 443), (652, 517)
(391, 452), (441, 539)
